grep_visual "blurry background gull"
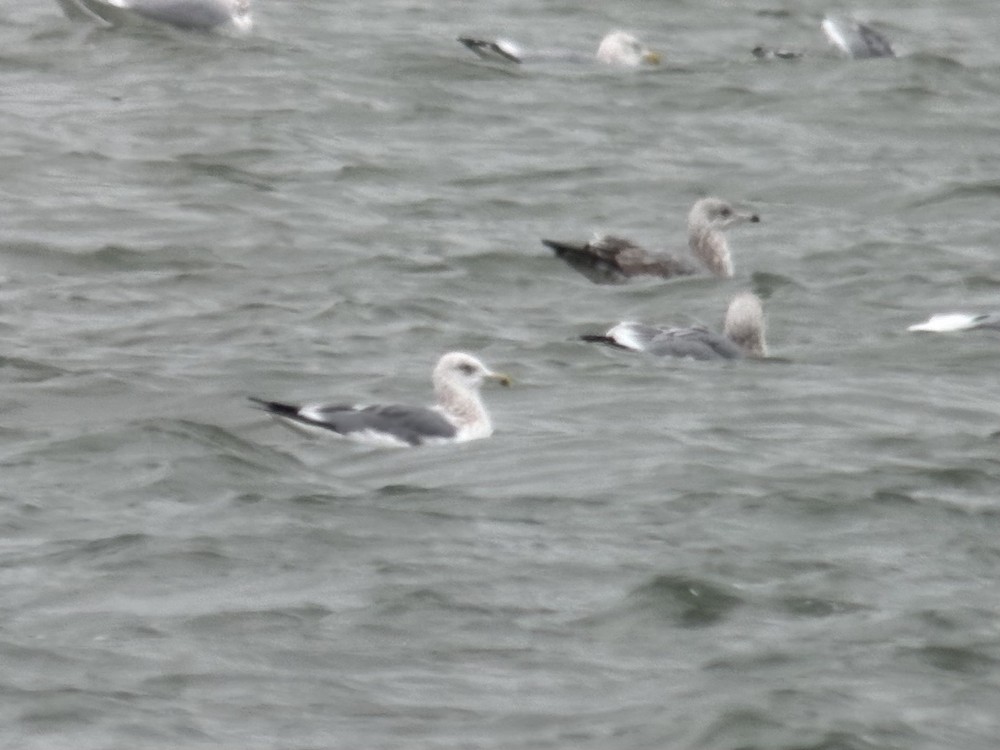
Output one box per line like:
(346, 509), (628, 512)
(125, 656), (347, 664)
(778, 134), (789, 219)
(908, 313), (1000, 334)
(581, 292), (769, 361)
(542, 197), (760, 284)
(458, 30), (661, 68)
(753, 14), (895, 60)
(54, 0), (252, 34)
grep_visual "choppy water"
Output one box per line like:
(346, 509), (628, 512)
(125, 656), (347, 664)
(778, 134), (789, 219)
(2, 2), (999, 748)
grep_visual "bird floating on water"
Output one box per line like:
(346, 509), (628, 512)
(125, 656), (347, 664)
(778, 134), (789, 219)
(250, 352), (511, 448)
(542, 197), (760, 284)
(753, 14), (895, 61)
(822, 14), (895, 58)
(907, 313), (1000, 334)
(54, 0), (252, 34)
(457, 30), (661, 68)
(582, 292), (768, 361)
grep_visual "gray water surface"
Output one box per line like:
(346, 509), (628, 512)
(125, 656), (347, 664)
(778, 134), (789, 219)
(2, 2), (999, 748)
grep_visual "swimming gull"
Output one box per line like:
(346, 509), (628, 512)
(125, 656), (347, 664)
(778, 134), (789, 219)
(542, 197), (760, 284)
(907, 313), (1000, 333)
(55, 0), (252, 34)
(753, 14), (894, 61)
(457, 30), (661, 67)
(250, 352), (511, 448)
(822, 15), (895, 59)
(751, 45), (804, 60)
(582, 292), (768, 360)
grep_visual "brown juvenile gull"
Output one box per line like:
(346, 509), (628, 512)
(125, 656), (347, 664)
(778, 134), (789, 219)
(53, 0), (252, 34)
(908, 313), (1000, 334)
(542, 197), (760, 284)
(457, 30), (661, 67)
(250, 352), (511, 448)
(582, 292), (768, 360)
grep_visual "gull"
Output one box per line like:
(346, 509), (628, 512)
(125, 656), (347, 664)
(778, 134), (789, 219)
(821, 14), (895, 59)
(582, 292), (768, 360)
(753, 14), (895, 61)
(250, 352), (511, 448)
(542, 197), (760, 284)
(54, 0), (252, 34)
(907, 313), (1000, 333)
(457, 30), (661, 68)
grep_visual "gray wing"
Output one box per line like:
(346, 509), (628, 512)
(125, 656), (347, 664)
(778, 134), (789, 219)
(645, 327), (744, 360)
(456, 38), (594, 65)
(309, 404), (458, 445)
(75, 0), (235, 29)
(251, 398), (457, 446)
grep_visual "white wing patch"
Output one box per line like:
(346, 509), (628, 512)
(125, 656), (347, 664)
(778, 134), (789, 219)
(908, 313), (981, 333)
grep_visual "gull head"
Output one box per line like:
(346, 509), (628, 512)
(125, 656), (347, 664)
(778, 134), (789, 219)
(723, 292), (767, 357)
(596, 31), (662, 67)
(690, 197), (761, 232)
(434, 352), (512, 394)
(686, 198), (760, 277)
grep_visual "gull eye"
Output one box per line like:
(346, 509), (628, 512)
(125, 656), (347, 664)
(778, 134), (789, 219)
(719, 206), (732, 217)
(458, 363), (477, 375)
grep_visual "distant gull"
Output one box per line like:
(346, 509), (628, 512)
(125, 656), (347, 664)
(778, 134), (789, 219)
(582, 292), (768, 360)
(250, 352), (511, 448)
(753, 14), (894, 61)
(457, 30), (661, 68)
(54, 0), (252, 34)
(821, 15), (895, 58)
(907, 313), (1000, 333)
(542, 197), (760, 284)
(751, 45), (804, 61)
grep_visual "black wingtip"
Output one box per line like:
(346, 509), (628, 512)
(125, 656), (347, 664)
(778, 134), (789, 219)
(541, 238), (576, 256)
(248, 397), (300, 418)
(580, 334), (631, 350)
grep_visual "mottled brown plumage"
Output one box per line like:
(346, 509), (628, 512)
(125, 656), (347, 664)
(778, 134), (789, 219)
(543, 197), (759, 284)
